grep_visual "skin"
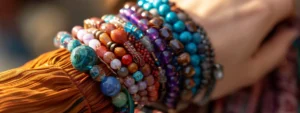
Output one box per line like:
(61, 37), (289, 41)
(171, 0), (298, 102)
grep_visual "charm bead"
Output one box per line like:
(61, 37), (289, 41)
(71, 45), (98, 71)
(67, 40), (81, 52)
(100, 76), (121, 97)
(112, 92), (128, 108)
(133, 71), (144, 82)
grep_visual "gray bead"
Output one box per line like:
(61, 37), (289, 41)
(117, 67), (129, 77)
(141, 36), (154, 52)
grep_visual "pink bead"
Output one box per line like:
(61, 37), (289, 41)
(96, 45), (107, 58)
(110, 59), (121, 70)
(138, 81), (147, 91)
(129, 85), (139, 94)
(72, 26), (83, 38)
(77, 29), (87, 41)
(83, 33), (95, 45)
(103, 52), (115, 63)
(124, 76), (135, 87)
(89, 39), (101, 50)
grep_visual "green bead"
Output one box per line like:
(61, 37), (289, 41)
(112, 92), (128, 108)
(71, 45), (98, 72)
(67, 40), (81, 52)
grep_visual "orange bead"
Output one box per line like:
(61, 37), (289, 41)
(100, 23), (116, 35)
(111, 29), (128, 44)
(99, 33), (111, 46)
(114, 47), (127, 57)
(128, 63), (138, 73)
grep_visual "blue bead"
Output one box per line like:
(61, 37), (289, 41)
(190, 54), (200, 66)
(100, 76), (121, 97)
(192, 87), (197, 95)
(179, 31), (192, 44)
(165, 12), (178, 23)
(137, 0), (144, 6)
(70, 45), (98, 72)
(124, 22), (133, 33)
(134, 29), (144, 39)
(67, 40), (81, 52)
(153, 0), (162, 8)
(173, 20), (185, 32)
(173, 33), (179, 40)
(133, 71), (144, 81)
(163, 23), (173, 31)
(185, 43), (197, 54)
(143, 3), (152, 11)
(194, 66), (201, 77)
(158, 4), (170, 16)
(161, 0), (169, 3)
(192, 32), (202, 44)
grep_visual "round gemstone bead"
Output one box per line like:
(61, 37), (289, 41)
(88, 39), (101, 50)
(191, 54), (200, 66)
(121, 54), (133, 65)
(111, 29), (127, 44)
(112, 92), (127, 108)
(179, 31), (192, 44)
(83, 33), (95, 45)
(138, 81), (147, 91)
(164, 23), (173, 31)
(103, 52), (116, 63)
(192, 32), (202, 44)
(183, 66), (196, 77)
(145, 75), (155, 86)
(72, 26), (83, 38)
(100, 23), (116, 35)
(165, 12), (178, 23)
(60, 33), (72, 48)
(129, 85), (139, 94)
(77, 29), (87, 41)
(153, 0), (162, 8)
(124, 76), (135, 87)
(133, 71), (144, 82)
(117, 67), (129, 77)
(71, 45), (98, 71)
(89, 65), (105, 82)
(194, 66), (201, 77)
(67, 40), (81, 52)
(99, 33), (112, 46)
(173, 20), (185, 33)
(141, 64), (151, 76)
(95, 45), (107, 58)
(177, 53), (191, 66)
(110, 59), (122, 70)
(100, 76), (121, 97)
(128, 63), (138, 73)
(185, 43), (197, 54)
(158, 4), (170, 16)
(114, 47), (127, 57)
(143, 2), (152, 11)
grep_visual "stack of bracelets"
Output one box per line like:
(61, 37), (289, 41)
(53, 0), (223, 112)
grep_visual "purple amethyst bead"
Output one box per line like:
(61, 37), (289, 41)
(130, 13), (141, 25)
(146, 27), (159, 41)
(121, 8), (134, 19)
(154, 39), (166, 51)
(166, 64), (176, 77)
(138, 19), (149, 31)
(160, 51), (172, 64)
(138, 81), (147, 91)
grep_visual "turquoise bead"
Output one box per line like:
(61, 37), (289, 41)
(67, 40), (81, 52)
(190, 54), (200, 66)
(89, 65), (105, 81)
(134, 29), (144, 39)
(124, 22), (133, 33)
(185, 43), (197, 54)
(100, 76), (121, 97)
(60, 34), (72, 48)
(179, 31), (192, 44)
(192, 32), (202, 44)
(165, 12), (178, 23)
(143, 2), (152, 11)
(153, 0), (162, 8)
(194, 66), (201, 77)
(137, 0), (144, 6)
(112, 92), (128, 108)
(158, 4), (170, 16)
(173, 33), (179, 40)
(173, 20), (185, 32)
(133, 71), (144, 82)
(161, 0), (169, 3)
(70, 45), (98, 72)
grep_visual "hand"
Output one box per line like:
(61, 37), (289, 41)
(172, 0), (298, 100)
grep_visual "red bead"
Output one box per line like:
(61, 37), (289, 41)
(122, 54), (133, 65)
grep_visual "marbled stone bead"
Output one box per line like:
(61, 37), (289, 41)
(129, 85), (139, 94)
(124, 76), (135, 87)
(173, 20), (185, 33)
(60, 33), (72, 48)
(83, 33), (95, 45)
(103, 52), (116, 63)
(154, 39), (166, 51)
(117, 67), (129, 77)
(88, 39), (101, 51)
(100, 76), (121, 97)
(110, 59), (122, 70)
(169, 39), (184, 54)
(133, 71), (144, 82)
(114, 47), (127, 57)
(145, 75), (154, 86)
(67, 40), (81, 52)
(183, 66), (196, 78)
(100, 23), (116, 35)
(121, 54), (133, 65)
(77, 29), (87, 41)
(141, 64), (151, 76)
(128, 63), (138, 73)
(71, 45), (98, 71)
(111, 29), (127, 44)
(89, 65), (106, 82)
(138, 81), (147, 91)
(112, 92), (127, 108)
(177, 52), (190, 66)
(159, 27), (173, 41)
(146, 27), (159, 41)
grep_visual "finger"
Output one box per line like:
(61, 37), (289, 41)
(250, 26), (298, 78)
(268, 0), (295, 21)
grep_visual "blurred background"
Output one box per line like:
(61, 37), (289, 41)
(0, 0), (135, 71)
(0, 0), (299, 71)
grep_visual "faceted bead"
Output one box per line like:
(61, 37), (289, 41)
(138, 19), (149, 31)
(149, 17), (163, 28)
(169, 39), (184, 54)
(111, 29), (128, 44)
(145, 75), (155, 86)
(165, 12), (178, 23)
(138, 81), (147, 91)
(67, 40), (81, 52)
(88, 39), (101, 51)
(114, 47), (126, 57)
(130, 13), (141, 25)
(71, 45), (98, 71)
(72, 26), (83, 38)
(160, 51), (172, 64)
(103, 52), (116, 63)
(140, 36), (154, 52)
(177, 53), (191, 66)
(173, 20), (185, 33)
(191, 54), (200, 66)
(100, 76), (121, 96)
(124, 76), (135, 87)
(121, 54), (133, 65)
(185, 21), (197, 32)
(179, 31), (192, 44)
(133, 94), (141, 102)
(117, 67), (129, 77)
(158, 4), (170, 16)
(185, 43), (197, 54)
(159, 27), (173, 41)
(146, 27), (159, 41)
(110, 59), (122, 70)
(99, 33), (112, 46)
(124, 22), (133, 33)
(166, 64), (176, 77)
(77, 29), (87, 41)
(83, 33), (95, 45)
(133, 71), (144, 82)
(129, 85), (139, 94)
(141, 11), (153, 19)
(141, 64), (151, 76)
(112, 92), (127, 108)
(192, 32), (202, 44)
(100, 23), (116, 35)
(154, 39), (166, 51)
(95, 45), (107, 58)
(139, 90), (148, 96)
(183, 66), (196, 77)
(128, 63), (138, 73)
(133, 29), (144, 39)
(90, 65), (106, 82)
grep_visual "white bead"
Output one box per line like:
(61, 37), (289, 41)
(110, 59), (122, 70)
